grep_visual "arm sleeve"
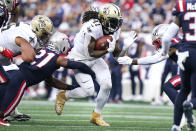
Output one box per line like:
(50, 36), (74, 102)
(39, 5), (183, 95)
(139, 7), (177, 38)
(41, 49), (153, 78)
(66, 60), (96, 79)
(161, 22), (179, 55)
(137, 52), (169, 65)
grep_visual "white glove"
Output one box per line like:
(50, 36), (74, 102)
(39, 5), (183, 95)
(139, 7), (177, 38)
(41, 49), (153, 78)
(107, 35), (116, 53)
(176, 51), (189, 71)
(123, 31), (137, 51)
(117, 56), (133, 65)
(0, 46), (4, 52)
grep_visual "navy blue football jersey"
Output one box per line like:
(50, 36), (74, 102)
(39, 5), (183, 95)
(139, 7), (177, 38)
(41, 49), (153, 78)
(170, 36), (182, 49)
(172, 0), (196, 45)
(0, 5), (8, 28)
(19, 48), (60, 86)
(169, 36), (182, 62)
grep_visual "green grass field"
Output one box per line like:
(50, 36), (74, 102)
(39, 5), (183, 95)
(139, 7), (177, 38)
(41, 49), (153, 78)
(1, 100), (189, 131)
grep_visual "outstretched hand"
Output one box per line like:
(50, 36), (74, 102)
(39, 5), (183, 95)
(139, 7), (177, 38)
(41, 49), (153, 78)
(123, 31), (137, 50)
(117, 56), (133, 65)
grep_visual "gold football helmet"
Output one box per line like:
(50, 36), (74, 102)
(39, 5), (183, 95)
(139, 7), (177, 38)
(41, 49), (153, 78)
(31, 15), (53, 43)
(98, 3), (123, 33)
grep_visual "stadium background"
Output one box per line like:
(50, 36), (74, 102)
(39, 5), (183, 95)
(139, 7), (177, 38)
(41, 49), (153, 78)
(14, 0), (177, 104)
(4, 0), (191, 131)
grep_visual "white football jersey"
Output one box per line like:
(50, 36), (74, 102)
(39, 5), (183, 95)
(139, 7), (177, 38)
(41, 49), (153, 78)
(0, 22), (37, 63)
(68, 19), (121, 61)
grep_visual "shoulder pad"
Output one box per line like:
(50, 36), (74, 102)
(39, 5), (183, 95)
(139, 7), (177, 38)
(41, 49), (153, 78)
(85, 19), (103, 39)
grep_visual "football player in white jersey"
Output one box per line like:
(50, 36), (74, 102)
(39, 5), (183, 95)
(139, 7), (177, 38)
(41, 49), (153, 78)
(55, 3), (137, 126)
(0, 15), (53, 122)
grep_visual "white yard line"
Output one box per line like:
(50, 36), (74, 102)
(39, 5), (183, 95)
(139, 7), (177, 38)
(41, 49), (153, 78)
(12, 124), (170, 130)
(29, 113), (172, 120)
(22, 110), (171, 115)
(30, 118), (171, 123)
(20, 100), (173, 110)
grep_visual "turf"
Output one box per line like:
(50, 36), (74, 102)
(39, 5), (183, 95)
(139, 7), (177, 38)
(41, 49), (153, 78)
(1, 100), (189, 131)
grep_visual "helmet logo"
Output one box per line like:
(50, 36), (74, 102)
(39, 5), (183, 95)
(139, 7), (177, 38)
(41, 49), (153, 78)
(152, 32), (158, 37)
(103, 7), (109, 15)
(39, 20), (46, 29)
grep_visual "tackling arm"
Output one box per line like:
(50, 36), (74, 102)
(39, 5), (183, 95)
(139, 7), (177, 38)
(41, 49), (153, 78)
(56, 56), (96, 79)
(15, 37), (35, 62)
(118, 47), (177, 65)
(45, 76), (74, 90)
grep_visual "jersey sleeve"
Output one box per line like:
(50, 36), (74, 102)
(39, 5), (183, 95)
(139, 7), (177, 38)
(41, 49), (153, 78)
(172, 1), (187, 16)
(170, 36), (182, 48)
(85, 20), (103, 40)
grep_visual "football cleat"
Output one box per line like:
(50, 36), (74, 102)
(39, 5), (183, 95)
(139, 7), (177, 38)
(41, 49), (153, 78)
(171, 125), (181, 131)
(55, 90), (68, 115)
(90, 111), (110, 127)
(3, 109), (31, 122)
(183, 101), (195, 131)
(0, 118), (10, 127)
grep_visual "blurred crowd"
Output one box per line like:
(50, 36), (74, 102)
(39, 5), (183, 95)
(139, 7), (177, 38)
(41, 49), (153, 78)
(16, 0), (178, 104)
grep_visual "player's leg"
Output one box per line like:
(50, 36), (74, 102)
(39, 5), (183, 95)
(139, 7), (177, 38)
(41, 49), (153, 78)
(129, 66), (136, 97)
(136, 70), (143, 98)
(55, 72), (94, 115)
(160, 60), (170, 97)
(0, 63), (8, 84)
(90, 58), (111, 126)
(109, 70), (116, 102)
(0, 71), (27, 125)
(162, 75), (181, 104)
(172, 70), (191, 130)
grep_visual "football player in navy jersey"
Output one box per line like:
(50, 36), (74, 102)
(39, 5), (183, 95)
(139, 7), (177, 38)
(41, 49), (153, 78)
(0, 0), (18, 27)
(0, 32), (96, 127)
(160, 0), (196, 131)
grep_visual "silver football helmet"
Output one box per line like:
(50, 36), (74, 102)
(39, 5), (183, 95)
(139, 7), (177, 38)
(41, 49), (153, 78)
(50, 31), (70, 54)
(152, 24), (169, 49)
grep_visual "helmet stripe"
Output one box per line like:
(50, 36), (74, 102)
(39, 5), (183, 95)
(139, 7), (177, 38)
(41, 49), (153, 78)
(112, 3), (120, 16)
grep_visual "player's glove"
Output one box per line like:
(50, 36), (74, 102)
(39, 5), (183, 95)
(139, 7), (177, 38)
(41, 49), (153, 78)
(0, 47), (14, 61)
(122, 31), (137, 51)
(107, 35), (116, 53)
(176, 50), (189, 71)
(117, 56), (133, 65)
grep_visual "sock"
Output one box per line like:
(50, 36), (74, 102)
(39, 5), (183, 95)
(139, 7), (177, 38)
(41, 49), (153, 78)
(94, 86), (111, 114)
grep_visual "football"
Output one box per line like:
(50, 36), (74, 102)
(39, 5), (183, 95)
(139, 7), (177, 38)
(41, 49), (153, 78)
(95, 35), (112, 50)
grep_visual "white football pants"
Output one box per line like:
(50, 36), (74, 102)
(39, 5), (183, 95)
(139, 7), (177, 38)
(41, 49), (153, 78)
(66, 58), (112, 114)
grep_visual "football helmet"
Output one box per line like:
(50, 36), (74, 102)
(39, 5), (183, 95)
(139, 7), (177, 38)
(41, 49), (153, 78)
(50, 32), (70, 54)
(0, 0), (15, 11)
(98, 3), (123, 33)
(152, 24), (169, 50)
(31, 15), (53, 46)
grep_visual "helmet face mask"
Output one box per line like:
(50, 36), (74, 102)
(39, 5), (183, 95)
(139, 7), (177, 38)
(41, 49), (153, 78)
(151, 24), (169, 50)
(31, 15), (53, 47)
(99, 3), (123, 33)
